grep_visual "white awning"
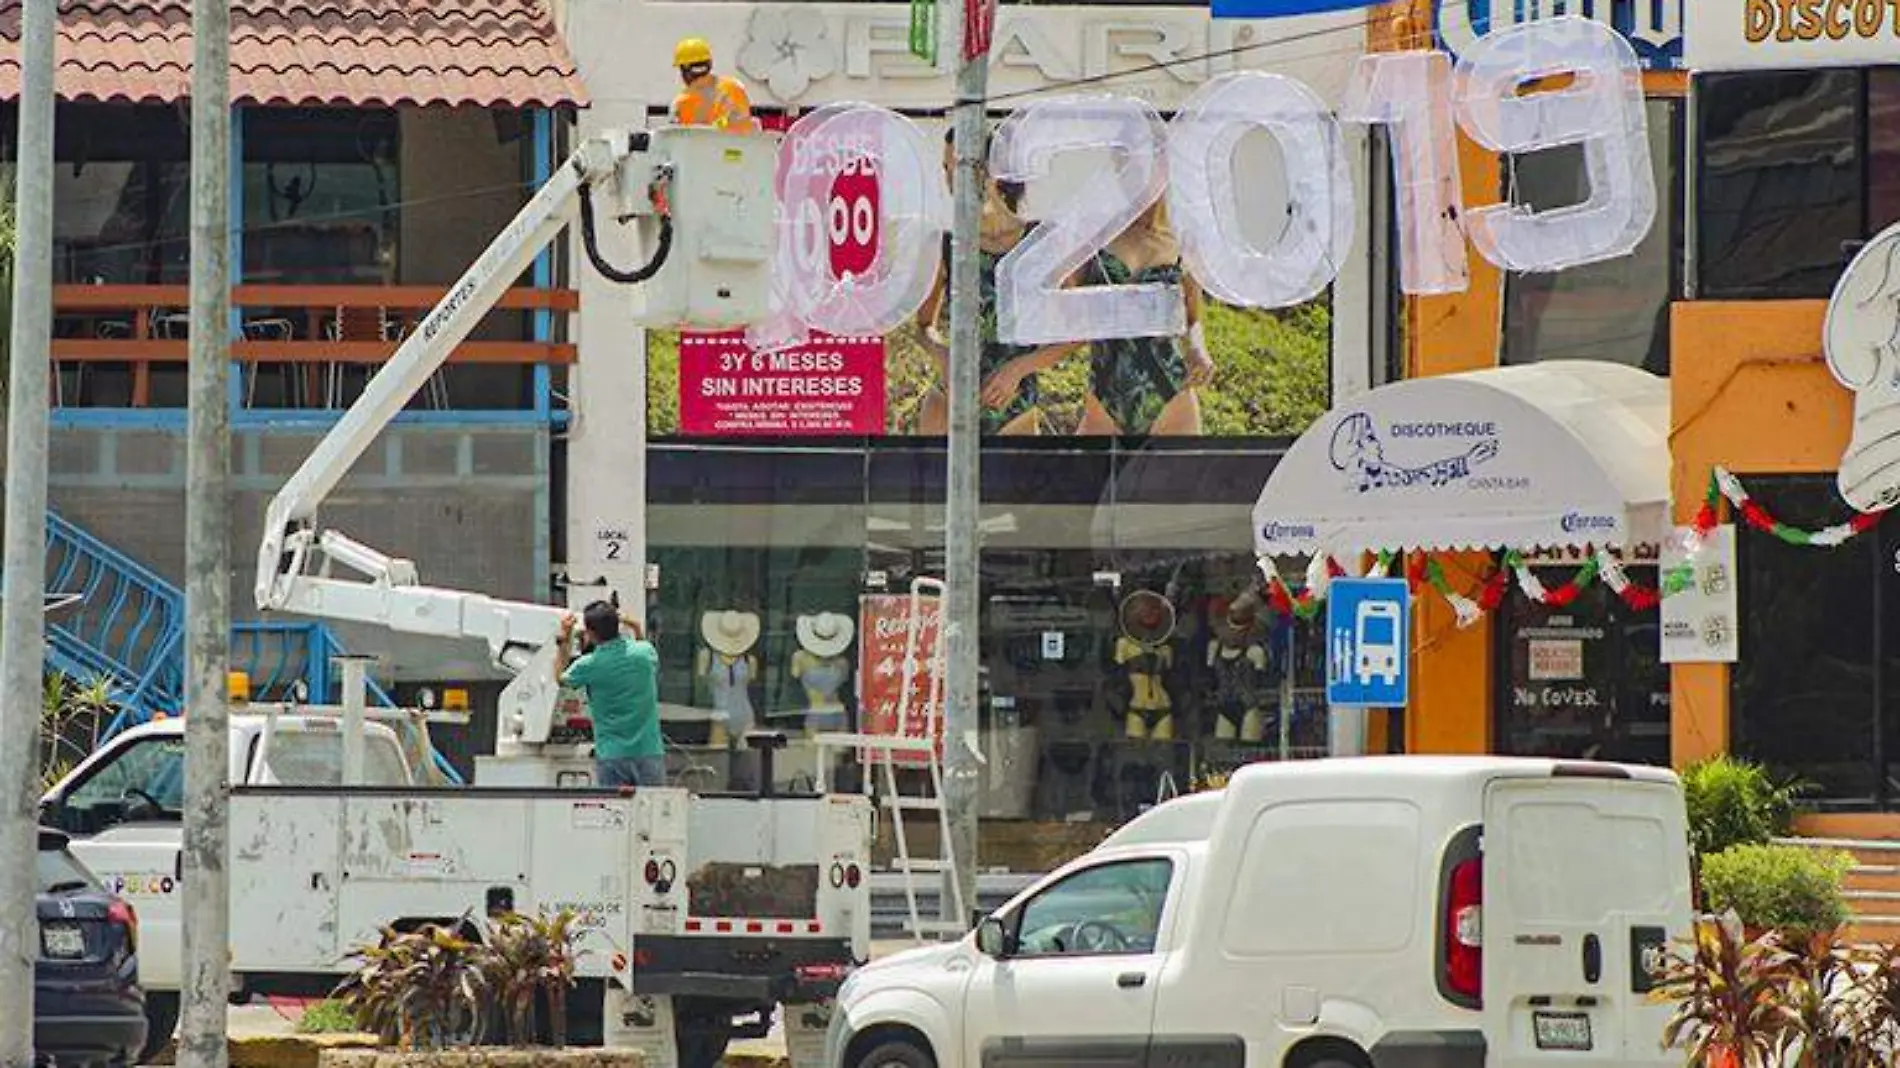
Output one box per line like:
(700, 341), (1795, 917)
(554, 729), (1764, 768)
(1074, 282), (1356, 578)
(1253, 361), (1668, 556)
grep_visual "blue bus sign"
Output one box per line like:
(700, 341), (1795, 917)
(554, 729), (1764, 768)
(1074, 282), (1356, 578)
(1326, 578), (1410, 708)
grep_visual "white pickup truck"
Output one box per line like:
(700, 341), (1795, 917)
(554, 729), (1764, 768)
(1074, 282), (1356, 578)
(38, 707), (434, 1061)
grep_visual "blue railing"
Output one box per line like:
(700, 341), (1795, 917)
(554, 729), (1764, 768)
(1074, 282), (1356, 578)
(231, 621), (398, 707)
(47, 511), (463, 783)
(45, 511), (186, 728)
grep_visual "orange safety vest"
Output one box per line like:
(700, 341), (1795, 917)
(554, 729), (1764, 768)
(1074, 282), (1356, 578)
(671, 75), (758, 132)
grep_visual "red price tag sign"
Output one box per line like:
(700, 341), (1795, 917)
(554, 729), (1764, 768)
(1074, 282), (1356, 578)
(828, 158), (880, 279)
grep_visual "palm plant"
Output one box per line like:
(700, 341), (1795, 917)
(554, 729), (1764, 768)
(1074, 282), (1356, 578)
(40, 672), (114, 792)
(1653, 911), (1802, 1068)
(483, 909), (582, 1046)
(335, 922), (489, 1049)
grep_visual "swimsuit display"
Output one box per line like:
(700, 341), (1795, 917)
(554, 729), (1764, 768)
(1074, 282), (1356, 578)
(1114, 635), (1174, 741)
(1207, 639), (1271, 743)
(934, 231), (1043, 434)
(703, 652), (757, 738)
(1080, 249), (1190, 435)
(791, 650), (851, 731)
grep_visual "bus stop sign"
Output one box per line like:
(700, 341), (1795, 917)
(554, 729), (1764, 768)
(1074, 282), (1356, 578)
(1326, 577), (1409, 708)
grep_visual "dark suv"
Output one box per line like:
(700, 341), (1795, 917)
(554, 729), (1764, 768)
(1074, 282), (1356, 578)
(35, 826), (148, 1065)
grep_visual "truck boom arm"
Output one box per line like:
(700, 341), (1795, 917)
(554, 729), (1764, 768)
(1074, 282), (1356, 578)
(253, 131), (665, 751)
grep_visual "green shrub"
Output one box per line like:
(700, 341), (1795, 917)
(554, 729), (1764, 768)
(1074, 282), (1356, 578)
(1682, 755), (1800, 856)
(1700, 843), (1852, 937)
(294, 999), (359, 1034)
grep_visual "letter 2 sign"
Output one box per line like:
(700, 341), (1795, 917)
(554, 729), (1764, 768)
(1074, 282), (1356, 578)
(767, 15), (1655, 347)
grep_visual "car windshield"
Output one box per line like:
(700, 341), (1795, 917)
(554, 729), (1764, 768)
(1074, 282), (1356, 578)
(37, 847), (96, 894)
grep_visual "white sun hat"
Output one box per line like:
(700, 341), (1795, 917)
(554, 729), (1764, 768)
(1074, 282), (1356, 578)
(700, 610), (762, 656)
(795, 612), (856, 658)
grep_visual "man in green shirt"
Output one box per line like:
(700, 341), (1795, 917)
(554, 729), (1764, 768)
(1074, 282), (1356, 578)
(557, 600), (666, 788)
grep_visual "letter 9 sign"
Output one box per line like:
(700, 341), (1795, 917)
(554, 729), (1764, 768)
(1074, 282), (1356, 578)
(759, 16), (1654, 347)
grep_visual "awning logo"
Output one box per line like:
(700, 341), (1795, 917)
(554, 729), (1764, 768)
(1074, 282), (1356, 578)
(1330, 412), (1499, 493)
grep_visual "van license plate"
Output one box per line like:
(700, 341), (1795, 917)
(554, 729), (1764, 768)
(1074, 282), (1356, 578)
(1533, 1012), (1592, 1051)
(42, 924), (84, 959)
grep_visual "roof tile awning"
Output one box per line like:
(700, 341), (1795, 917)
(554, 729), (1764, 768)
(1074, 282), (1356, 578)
(1253, 361), (1670, 557)
(0, 0), (587, 108)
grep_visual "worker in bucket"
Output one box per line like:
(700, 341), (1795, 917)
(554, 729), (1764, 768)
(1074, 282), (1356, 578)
(670, 37), (760, 133)
(557, 601), (666, 787)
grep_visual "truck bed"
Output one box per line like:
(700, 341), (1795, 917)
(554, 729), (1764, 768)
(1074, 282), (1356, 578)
(228, 785), (872, 988)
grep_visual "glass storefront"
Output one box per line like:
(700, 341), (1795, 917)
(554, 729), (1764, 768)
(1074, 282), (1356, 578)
(1495, 562), (1670, 766)
(640, 436), (1342, 820)
(1731, 474), (1899, 809)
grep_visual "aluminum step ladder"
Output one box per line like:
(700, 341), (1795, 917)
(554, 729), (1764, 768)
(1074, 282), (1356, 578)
(815, 577), (967, 941)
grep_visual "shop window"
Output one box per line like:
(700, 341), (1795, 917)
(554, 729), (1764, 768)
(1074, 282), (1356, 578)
(643, 437), (1327, 821)
(1695, 70), (1862, 300)
(1733, 475), (1884, 807)
(1501, 98), (1682, 375)
(1495, 563), (1669, 766)
(243, 108), (400, 286)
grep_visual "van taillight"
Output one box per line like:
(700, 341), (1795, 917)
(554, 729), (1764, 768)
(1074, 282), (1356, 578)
(1445, 857), (1482, 1004)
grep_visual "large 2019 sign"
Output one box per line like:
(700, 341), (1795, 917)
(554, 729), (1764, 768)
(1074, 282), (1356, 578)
(757, 15), (1652, 349)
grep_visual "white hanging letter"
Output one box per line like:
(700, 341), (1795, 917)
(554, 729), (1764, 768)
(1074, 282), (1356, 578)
(773, 103), (949, 338)
(1166, 71), (1355, 309)
(1453, 15), (1654, 274)
(1340, 51), (1468, 295)
(990, 95), (1181, 346)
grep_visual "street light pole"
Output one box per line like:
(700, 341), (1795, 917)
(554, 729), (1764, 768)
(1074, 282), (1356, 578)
(179, 0), (232, 1058)
(940, 0), (990, 933)
(0, 0), (57, 1058)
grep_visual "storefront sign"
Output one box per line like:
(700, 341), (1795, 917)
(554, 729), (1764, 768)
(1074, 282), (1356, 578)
(857, 592), (943, 765)
(571, 3), (1359, 113)
(1528, 638), (1585, 681)
(1685, 0), (1890, 70)
(677, 332), (886, 435)
(1660, 526), (1739, 664)
(1438, 0), (1682, 70)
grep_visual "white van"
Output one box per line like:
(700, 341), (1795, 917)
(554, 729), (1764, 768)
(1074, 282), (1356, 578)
(826, 756), (1692, 1068)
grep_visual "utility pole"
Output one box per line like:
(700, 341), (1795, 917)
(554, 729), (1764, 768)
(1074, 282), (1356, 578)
(0, 0), (56, 1057)
(180, 0), (232, 1057)
(940, 0), (990, 933)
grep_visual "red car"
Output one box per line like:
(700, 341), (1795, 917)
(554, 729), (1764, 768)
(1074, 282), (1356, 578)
(35, 826), (148, 1066)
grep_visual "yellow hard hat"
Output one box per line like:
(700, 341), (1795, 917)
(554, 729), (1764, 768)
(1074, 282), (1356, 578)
(674, 37), (713, 68)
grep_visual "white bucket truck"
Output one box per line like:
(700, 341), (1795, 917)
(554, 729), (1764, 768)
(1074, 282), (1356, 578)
(216, 125), (870, 1065)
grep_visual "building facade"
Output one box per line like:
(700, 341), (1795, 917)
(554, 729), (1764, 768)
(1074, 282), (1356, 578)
(0, 0), (585, 756)
(553, 0), (1377, 820)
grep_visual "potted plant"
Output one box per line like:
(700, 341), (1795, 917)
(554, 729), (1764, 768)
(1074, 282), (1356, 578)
(1653, 911), (1803, 1068)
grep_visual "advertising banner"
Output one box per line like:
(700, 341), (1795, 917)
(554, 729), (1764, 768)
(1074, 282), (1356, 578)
(678, 332), (886, 435)
(1661, 525), (1739, 664)
(857, 592), (943, 766)
(1686, 0), (1887, 71)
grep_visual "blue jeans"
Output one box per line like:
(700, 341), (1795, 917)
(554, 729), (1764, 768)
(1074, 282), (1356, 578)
(596, 755), (667, 788)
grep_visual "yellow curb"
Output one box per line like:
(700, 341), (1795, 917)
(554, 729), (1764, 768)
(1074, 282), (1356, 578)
(229, 1033), (380, 1068)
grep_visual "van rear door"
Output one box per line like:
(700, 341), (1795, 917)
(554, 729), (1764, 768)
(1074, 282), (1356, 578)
(1482, 770), (1691, 1068)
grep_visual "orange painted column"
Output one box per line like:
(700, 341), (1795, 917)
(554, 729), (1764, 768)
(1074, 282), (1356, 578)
(1667, 300), (1851, 767)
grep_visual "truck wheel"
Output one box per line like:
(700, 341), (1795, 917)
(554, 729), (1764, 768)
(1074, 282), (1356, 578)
(674, 1011), (732, 1068)
(139, 992), (180, 1064)
(852, 1038), (933, 1068)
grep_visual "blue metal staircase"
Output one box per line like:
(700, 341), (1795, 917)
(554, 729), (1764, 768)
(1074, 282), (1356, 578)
(44, 512), (446, 774)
